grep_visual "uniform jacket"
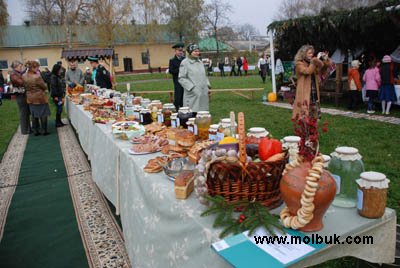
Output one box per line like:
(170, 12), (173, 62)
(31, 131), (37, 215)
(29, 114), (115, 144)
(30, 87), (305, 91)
(23, 71), (48, 104)
(50, 73), (65, 98)
(95, 65), (112, 89)
(178, 57), (210, 112)
(169, 55), (184, 85)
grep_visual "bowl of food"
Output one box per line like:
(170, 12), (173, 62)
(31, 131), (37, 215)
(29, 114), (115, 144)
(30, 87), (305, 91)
(218, 136), (239, 151)
(163, 158), (196, 181)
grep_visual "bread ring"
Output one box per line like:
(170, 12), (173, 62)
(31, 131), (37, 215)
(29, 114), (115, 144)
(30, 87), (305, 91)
(311, 166), (323, 173)
(302, 203), (315, 213)
(282, 216), (292, 227)
(301, 194), (314, 204)
(305, 176), (319, 182)
(304, 189), (316, 198)
(308, 172), (321, 179)
(306, 180), (319, 188)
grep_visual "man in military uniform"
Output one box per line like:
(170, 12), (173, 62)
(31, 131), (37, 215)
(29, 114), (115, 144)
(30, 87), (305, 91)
(88, 57), (112, 89)
(169, 43), (185, 110)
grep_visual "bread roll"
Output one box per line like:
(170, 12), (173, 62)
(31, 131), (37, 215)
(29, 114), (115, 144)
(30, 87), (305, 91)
(175, 130), (196, 147)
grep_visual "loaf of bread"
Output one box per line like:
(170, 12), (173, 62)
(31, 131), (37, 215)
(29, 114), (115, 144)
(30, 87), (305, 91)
(175, 130), (196, 147)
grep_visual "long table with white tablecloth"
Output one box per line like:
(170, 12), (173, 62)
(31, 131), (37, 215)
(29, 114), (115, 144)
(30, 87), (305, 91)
(66, 98), (396, 268)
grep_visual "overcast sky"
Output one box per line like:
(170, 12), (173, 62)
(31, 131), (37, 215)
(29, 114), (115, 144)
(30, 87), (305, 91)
(6, 0), (280, 34)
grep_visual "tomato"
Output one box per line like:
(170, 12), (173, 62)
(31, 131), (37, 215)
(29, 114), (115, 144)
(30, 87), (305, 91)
(271, 139), (283, 155)
(258, 138), (282, 161)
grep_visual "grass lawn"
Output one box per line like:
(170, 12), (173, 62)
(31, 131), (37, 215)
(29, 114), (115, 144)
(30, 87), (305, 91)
(0, 97), (64, 160)
(1, 75), (398, 267)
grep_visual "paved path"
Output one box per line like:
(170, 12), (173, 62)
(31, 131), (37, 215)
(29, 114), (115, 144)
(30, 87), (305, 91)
(263, 102), (400, 125)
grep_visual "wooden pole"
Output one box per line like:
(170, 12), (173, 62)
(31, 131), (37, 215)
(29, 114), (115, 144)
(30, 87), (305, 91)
(335, 63), (343, 106)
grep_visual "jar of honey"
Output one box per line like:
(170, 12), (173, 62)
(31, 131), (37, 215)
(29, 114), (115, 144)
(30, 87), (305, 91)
(208, 124), (219, 141)
(356, 171), (389, 219)
(187, 118), (198, 135)
(195, 111), (212, 140)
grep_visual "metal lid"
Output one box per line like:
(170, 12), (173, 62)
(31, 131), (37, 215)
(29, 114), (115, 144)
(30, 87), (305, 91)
(360, 171), (386, 182)
(335, 146), (359, 155)
(171, 112), (178, 118)
(221, 118), (231, 123)
(163, 103), (175, 108)
(188, 118), (196, 124)
(283, 136), (301, 143)
(197, 111), (210, 116)
(151, 100), (161, 103)
(209, 124), (219, 130)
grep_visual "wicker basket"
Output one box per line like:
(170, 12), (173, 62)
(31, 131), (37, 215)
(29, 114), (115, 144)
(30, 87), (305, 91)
(203, 112), (287, 209)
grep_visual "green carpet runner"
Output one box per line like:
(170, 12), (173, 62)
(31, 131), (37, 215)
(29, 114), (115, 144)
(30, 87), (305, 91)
(0, 123), (88, 268)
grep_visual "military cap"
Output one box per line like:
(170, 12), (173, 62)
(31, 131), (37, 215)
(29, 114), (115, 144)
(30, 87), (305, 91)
(172, 42), (185, 49)
(88, 56), (99, 62)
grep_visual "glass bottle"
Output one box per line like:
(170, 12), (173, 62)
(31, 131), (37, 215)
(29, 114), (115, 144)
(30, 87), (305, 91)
(195, 111), (212, 140)
(328, 146), (365, 208)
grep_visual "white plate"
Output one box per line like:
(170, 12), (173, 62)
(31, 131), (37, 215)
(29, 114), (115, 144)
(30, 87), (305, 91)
(128, 148), (159, 155)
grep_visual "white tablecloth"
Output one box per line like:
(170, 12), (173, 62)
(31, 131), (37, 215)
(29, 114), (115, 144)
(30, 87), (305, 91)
(67, 99), (397, 268)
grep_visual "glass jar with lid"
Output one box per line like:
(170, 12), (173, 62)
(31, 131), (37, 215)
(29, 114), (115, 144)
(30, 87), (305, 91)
(356, 171), (390, 218)
(187, 118), (198, 135)
(328, 146), (365, 208)
(150, 100), (163, 110)
(141, 98), (151, 109)
(245, 127), (269, 144)
(208, 124), (219, 141)
(195, 111), (212, 140)
(140, 109), (152, 125)
(217, 118), (232, 141)
(162, 103), (176, 127)
(178, 107), (193, 129)
(171, 113), (178, 128)
(281, 136), (301, 164)
(133, 105), (142, 122)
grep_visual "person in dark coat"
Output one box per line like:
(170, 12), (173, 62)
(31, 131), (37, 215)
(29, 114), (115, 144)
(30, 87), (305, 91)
(169, 43), (185, 110)
(218, 59), (225, 77)
(88, 57), (112, 89)
(50, 64), (66, 127)
(236, 57), (243, 76)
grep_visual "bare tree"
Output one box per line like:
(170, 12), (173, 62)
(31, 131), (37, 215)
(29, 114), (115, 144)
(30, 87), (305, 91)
(0, 0), (8, 26)
(203, 0), (232, 57)
(162, 0), (204, 42)
(25, 0), (90, 25)
(89, 0), (133, 47)
(217, 26), (237, 41)
(236, 23), (259, 41)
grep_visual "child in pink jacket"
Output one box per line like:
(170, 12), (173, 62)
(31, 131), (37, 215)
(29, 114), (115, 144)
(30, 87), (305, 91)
(363, 61), (381, 113)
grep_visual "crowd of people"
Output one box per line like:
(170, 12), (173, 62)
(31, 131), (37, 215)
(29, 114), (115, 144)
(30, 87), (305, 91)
(4, 57), (112, 136)
(348, 54), (398, 114)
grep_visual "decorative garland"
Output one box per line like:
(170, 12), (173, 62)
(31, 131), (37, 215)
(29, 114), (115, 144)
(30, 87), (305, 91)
(280, 154), (324, 229)
(201, 195), (284, 238)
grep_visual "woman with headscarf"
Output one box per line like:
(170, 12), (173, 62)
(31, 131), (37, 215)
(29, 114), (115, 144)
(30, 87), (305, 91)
(50, 63), (66, 127)
(23, 60), (51, 136)
(292, 45), (332, 119)
(10, 60), (31, 134)
(178, 43), (211, 112)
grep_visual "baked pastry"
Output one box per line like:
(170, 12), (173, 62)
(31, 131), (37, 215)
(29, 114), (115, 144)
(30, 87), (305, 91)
(167, 128), (180, 141)
(174, 170), (194, 187)
(175, 130), (196, 147)
(188, 140), (216, 163)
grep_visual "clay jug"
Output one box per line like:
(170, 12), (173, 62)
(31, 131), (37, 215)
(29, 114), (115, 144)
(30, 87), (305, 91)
(280, 161), (336, 232)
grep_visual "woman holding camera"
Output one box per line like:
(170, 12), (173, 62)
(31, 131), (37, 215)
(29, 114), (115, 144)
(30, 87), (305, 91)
(292, 45), (332, 119)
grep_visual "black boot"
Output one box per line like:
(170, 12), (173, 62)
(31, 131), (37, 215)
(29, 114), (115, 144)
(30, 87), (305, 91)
(33, 118), (40, 136)
(56, 114), (65, 127)
(41, 117), (50, 135)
